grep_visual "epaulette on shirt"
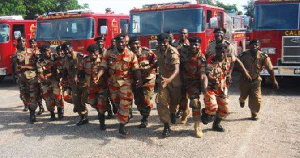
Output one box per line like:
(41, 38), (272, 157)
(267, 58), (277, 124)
(169, 46), (178, 54)
(141, 46), (149, 51)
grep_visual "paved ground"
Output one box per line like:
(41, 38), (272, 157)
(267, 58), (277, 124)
(0, 76), (299, 158)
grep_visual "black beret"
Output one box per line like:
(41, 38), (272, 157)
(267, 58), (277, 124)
(56, 45), (62, 51)
(214, 28), (227, 34)
(249, 39), (259, 45)
(115, 33), (126, 41)
(61, 41), (72, 50)
(157, 33), (169, 42)
(129, 36), (140, 45)
(215, 43), (228, 51)
(39, 44), (50, 53)
(94, 36), (106, 42)
(29, 38), (36, 43)
(188, 37), (201, 44)
(87, 44), (98, 53)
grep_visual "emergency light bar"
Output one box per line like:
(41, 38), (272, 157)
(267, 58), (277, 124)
(67, 9), (93, 14)
(143, 1), (191, 8)
(0, 16), (23, 20)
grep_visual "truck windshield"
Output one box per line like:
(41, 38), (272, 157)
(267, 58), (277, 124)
(254, 3), (300, 30)
(0, 24), (10, 43)
(36, 17), (94, 41)
(130, 8), (203, 35)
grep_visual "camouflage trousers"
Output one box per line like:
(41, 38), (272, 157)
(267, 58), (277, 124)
(204, 87), (229, 119)
(109, 83), (133, 124)
(41, 81), (64, 112)
(132, 77), (155, 117)
(156, 84), (181, 123)
(72, 84), (88, 115)
(87, 84), (108, 115)
(184, 80), (202, 121)
(18, 75), (39, 110)
(62, 77), (73, 103)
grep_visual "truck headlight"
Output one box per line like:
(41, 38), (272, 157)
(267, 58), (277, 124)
(261, 47), (276, 55)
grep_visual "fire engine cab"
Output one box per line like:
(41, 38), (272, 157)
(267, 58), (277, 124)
(129, 1), (247, 55)
(0, 16), (36, 82)
(253, 0), (300, 77)
(36, 9), (129, 54)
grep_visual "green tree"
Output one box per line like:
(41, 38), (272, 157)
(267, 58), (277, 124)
(0, 0), (89, 19)
(197, 0), (241, 13)
(243, 0), (255, 17)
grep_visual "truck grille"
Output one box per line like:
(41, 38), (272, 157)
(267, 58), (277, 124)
(282, 36), (300, 63)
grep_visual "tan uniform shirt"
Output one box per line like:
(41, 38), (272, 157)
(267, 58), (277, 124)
(239, 50), (273, 80)
(155, 45), (181, 87)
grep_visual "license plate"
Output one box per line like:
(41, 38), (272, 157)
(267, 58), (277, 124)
(295, 68), (300, 74)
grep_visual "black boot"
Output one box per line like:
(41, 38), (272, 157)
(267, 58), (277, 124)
(201, 108), (215, 125)
(138, 116), (148, 128)
(129, 108), (133, 119)
(98, 113), (106, 131)
(212, 117), (225, 132)
(175, 109), (182, 118)
(57, 108), (64, 119)
(50, 111), (56, 121)
(171, 113), (176, 124)
(106, 110), (113, 119)
(119, 123), (128, 136)
(76, 114), (89, 126)
(29, 110), (36, 123)
(23, 105), (28, 112)
(162, 123), (171, 138)
(36, 104), (44, 115)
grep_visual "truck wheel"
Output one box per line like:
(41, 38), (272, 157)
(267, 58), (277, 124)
(0, 76), (4, 82)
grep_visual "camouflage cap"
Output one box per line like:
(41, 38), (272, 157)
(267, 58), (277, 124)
(128, 36), (140, 45)
(214, 28), (227, 34)
(157, 33), (169, 42)
(61, 41), (72, 50)
(87, 44), (98, 53)
(188, 37), (201, 44)
(94, 36), (106, 42)
(115, 33), (126, 41)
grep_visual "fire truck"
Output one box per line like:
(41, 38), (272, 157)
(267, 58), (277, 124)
(253, 0), (300, 77)
(129, 1), (247, 55)
(0, 16), (36, 82)
(36, 9), (129, 54)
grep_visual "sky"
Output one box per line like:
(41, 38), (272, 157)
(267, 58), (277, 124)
(78, 0), (249, 14)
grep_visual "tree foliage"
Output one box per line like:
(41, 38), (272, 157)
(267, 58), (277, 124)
(0, 0), (89, 19)
(243, 0), (255, 17)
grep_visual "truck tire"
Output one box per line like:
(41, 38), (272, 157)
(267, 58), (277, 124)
(0, 76), (4, 82)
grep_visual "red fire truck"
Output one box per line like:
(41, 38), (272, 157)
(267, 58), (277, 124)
(253, 0), (300, 77)
(129, 1), (247, 55)
(0, 16), (36, 82)
(36, 9), (129, 54)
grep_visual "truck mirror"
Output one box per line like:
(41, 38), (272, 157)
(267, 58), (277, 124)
(14, 31), (21, 39)
(210, 17), (218, 29)
(122, 24), (129, 34)
(100, 26), (108, 35)
(244, 16), (251, 27)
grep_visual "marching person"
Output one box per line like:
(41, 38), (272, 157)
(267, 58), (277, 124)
(29, 38), (45, 115)
(96, 33), (142, 135)
(155, 33), (181, 138)
(180, 37), (207, 138)
(238, 39), (279, 120)
(15, 37), (39, 123)
(61, 42), (88, 126)
(201, 43), (252, 132)
(37, 44), (64, 121)
(129, 36), (157, 128)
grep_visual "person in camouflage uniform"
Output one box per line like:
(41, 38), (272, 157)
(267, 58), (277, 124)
(15, 37), (39, 123)
(129, 36), (157, 128)
(29, 38), (45, 115)
(79, 44), (109, 130)
(94, 36), (114, 119)
(96, 33), (142, 135)
(61, 42), (88, 126)
(202, 43), (251, 132)
(180, 37), (207, 138)
(37, 44), (64, 121)
(155, 33), (181, 138)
